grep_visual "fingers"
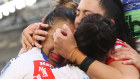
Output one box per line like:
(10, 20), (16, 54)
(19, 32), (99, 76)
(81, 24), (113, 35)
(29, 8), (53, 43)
(53, 29), (65, 50)
(122, 60), (133, 65)
(113, 51), (129, 57)
(33, 24), (48, 41)
(53, 25), (72, 40)
(33, 35), (46, 41)
(31, 23), (48, 48)
(24, 38), (33, 50)
(113, 47), (132, 60)
(34, 30), (48, 37)
(21, 38), (27, 52)
(53, 28), (65, 40)
(22, 26), (36, 46)
(114, 53), (132, 60)
(34, 40), (42, 48)
(56, 28), (64, 38)
(124, 42), (137, 54)
(63, 24), (73, 36)
(39, 24), (49, 28)
(22, 33), (33, 51)
(114, 47), (129, 54)
(124, 42), (132, 48)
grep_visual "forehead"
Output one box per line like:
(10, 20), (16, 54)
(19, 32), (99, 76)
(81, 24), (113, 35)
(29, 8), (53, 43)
(48, 19), (75, 35)
(78, 0), (105, 15)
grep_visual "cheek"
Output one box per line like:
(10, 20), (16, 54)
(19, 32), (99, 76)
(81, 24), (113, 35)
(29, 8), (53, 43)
(74, 17), (79, 28)
(74, 14), (85, 28)
(43, 41), (54, 56)
(47, 41), (54, 52)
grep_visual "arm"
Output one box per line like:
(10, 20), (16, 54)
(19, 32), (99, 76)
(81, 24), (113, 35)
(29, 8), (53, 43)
(113, 42), (140, 70)
(18, 48), (25, 55)
(53, 25), (139, 79)
(87, 58), (139, 79)
(71, 48), (139, 79)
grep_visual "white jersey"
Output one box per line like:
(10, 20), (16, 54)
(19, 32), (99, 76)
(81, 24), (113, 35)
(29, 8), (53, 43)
(0, 47), (89, 79)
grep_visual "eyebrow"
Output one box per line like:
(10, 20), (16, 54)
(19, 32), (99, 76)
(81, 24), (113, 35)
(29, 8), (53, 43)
(76, 9), (94, 13)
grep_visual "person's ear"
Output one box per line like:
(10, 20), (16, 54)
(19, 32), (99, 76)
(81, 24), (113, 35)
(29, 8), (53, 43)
(111, 19), (115, 24)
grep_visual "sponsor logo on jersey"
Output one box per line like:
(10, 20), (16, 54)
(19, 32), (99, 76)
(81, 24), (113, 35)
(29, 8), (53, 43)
(33, 60), (55, 79)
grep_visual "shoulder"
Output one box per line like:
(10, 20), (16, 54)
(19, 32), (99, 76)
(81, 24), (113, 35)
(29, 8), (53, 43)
(0, 47), (42, 79)
(51, 64), (89, 79)
(109, 60), (139, 79)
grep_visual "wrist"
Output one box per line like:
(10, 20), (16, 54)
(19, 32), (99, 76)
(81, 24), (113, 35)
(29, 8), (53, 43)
(80, 57), (95, 72)
(75, 50), (87, 66)
(69, 47), (87, 65)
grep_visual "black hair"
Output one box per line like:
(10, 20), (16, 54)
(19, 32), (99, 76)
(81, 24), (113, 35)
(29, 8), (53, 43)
(39, 7), (76, 44)
(74, 14), (117, 62)
(100, 0), (135, 48)
(42, 7), (76, 30)
(38, 0), (77, 44)
(39, 8), (75, 43)
(42, 0), (77, 30)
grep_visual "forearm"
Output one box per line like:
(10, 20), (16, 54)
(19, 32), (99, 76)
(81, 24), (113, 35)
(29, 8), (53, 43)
(18, 48), (25, 55)
(74, 49), (87, 66)
(86, 61), (138, 79)
(72, 51), (122, 79)
(73, 51), (139, 79)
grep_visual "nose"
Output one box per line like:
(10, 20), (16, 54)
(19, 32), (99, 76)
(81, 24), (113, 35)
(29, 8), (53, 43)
(75, 14), (84, 28)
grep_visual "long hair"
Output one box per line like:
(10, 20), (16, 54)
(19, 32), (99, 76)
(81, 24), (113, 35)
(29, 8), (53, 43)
(99, 0), (135, 48)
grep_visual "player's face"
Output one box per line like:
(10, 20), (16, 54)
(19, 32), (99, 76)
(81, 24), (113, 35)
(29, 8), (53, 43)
(75, 0), (105, 28)
(42, 19), (75, 67)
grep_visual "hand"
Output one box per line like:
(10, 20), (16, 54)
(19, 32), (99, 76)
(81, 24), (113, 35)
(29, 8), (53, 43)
(53, 24), (77, 61)
(113, 42), (140, 69)
(22, 23), (48, 52)
(32, 24), (48, 48)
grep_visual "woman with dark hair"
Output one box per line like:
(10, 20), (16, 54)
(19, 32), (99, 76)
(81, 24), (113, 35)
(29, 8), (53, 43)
(53, 0), (139, 79)
(21, 0), (135, 51)
(74, 14), (118, 62)
(111, 0), (140, 71)
(21, 0), (139, 79)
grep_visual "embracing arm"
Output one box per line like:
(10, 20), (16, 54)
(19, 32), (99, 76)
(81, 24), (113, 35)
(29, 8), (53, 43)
(113, 42), (140, 70)
(87, 59), (139, 79)
(70, 48), (139, 79)
(53, 25), (139, 79)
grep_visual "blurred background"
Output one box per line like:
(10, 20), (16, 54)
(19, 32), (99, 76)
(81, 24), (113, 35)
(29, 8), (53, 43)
(0, 0), (80, 71)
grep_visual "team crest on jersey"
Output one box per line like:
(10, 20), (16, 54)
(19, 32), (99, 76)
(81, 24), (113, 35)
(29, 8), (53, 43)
(33, 60), (55, 79)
